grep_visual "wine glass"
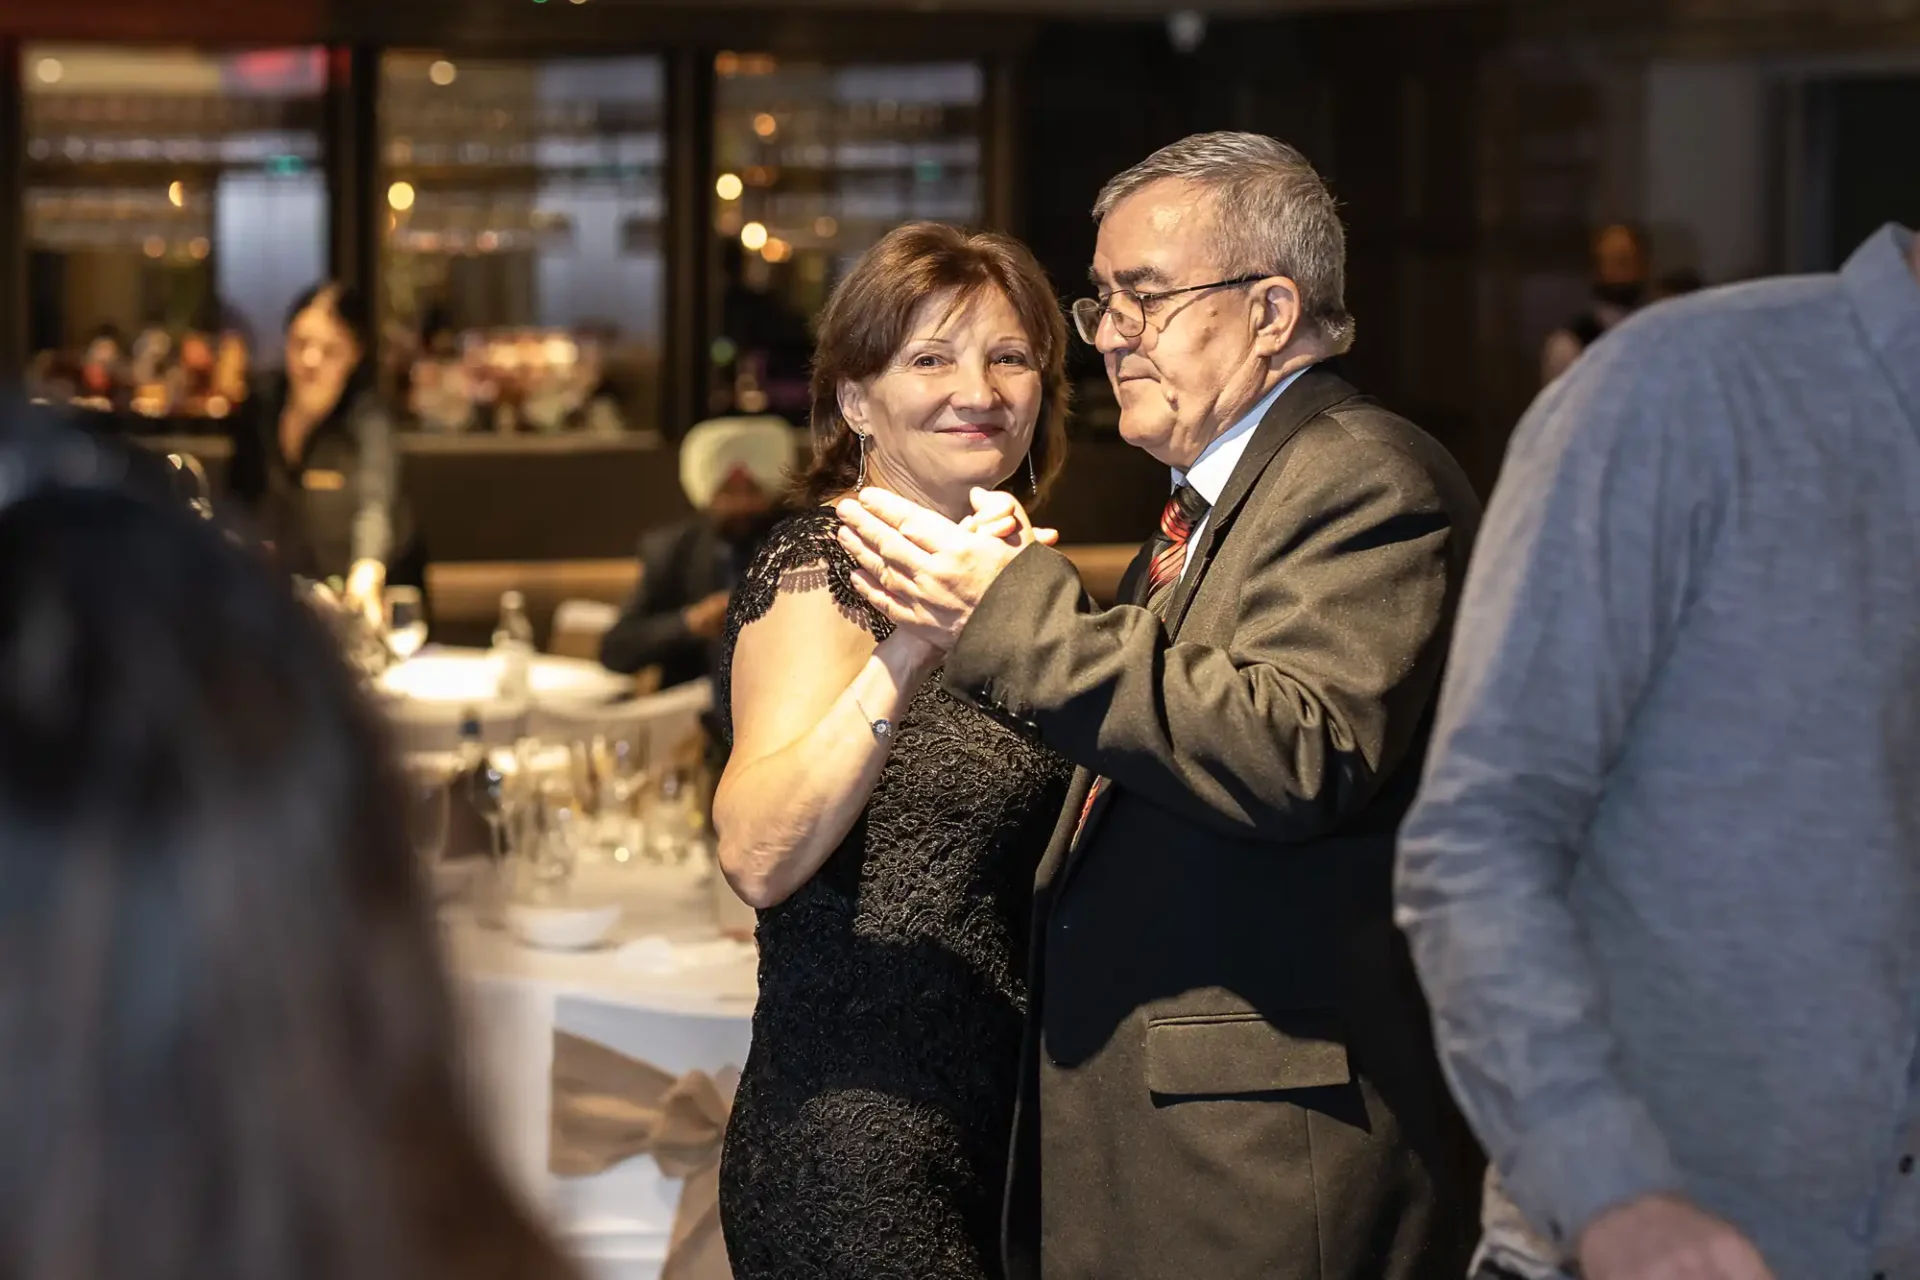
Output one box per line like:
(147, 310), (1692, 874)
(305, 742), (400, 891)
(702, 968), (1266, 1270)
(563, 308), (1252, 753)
(648, 762), (699, 865)
(527, 773), (585, 899)
(384, 585), (428, 662)
(592, 733), (651, 863)
(404, 760), (451, 874)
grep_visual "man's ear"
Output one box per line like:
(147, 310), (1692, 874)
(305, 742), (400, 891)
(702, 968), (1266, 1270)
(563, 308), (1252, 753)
(837, 378), (870, 432)
(1251, 276), (1304, 357)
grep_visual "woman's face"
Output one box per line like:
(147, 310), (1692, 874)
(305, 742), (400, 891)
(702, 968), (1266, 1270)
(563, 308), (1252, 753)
(841, 286), (1043, 512)
(284, 297), (362, 407)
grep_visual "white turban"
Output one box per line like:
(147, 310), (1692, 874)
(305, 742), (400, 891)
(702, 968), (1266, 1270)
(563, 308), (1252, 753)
(678, 416), (798, 509)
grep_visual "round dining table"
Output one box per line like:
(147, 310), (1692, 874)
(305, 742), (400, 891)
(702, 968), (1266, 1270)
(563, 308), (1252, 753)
(375, 645), (638, 751)
(449, 857), (756, 1280)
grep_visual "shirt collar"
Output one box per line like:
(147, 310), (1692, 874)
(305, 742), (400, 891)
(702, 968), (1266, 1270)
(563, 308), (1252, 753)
(1840, 223), (1920, 423)
(1173, 364), (1311, 504)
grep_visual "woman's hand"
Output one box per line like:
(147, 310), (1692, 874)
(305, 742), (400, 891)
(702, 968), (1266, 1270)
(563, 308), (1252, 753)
(343, 557), (387, 626)
(959, 488), (1059, 548)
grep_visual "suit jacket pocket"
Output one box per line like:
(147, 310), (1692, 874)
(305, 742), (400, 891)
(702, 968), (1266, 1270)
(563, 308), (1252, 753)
(1145, 1010), (1350, 1098)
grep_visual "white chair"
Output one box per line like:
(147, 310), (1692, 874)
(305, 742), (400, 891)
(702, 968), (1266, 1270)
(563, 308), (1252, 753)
(549, 598), (622, 662)
(527, 679), (714, 765)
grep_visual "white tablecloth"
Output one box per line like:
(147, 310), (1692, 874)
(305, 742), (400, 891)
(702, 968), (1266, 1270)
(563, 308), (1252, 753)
(377, 646), (641, 751)
(450, 860), (757, 1280)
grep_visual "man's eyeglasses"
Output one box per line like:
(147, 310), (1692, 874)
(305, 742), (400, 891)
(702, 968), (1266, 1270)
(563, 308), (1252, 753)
(1070, 275), (1265, 344)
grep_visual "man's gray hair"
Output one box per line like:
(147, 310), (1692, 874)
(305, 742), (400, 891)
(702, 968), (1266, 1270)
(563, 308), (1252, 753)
(1093, 131), (1355, 354)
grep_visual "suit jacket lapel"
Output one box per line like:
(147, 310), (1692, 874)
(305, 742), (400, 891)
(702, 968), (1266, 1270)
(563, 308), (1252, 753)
(1156, 366), (1361, 638)
(1052, 370), (1355, 894)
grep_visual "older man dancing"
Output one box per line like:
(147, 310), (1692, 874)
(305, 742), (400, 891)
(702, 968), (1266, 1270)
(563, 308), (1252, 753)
(836, 132), (1484, 1280)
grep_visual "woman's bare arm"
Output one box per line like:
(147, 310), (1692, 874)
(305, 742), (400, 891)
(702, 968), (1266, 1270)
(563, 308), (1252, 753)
(712, 563), (942, 908)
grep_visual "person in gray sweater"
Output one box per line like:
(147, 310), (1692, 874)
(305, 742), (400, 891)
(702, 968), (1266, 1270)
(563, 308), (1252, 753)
(1395, 222), (1920, 1280)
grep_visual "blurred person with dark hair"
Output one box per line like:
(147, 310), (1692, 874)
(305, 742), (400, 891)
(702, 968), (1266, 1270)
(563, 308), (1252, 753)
(1541, 224), (1649, 385)
(0, 410), (574, 1280)
(226, 281), (422, 620)
(599, 415), (794, 689)
(711, 221), (1072, 1280)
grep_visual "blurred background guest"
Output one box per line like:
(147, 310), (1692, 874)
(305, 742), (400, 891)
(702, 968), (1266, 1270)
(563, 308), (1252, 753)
(599, 414), (794, 690)
(1540, 223), (1650, 385)
(225, 281), (422, 619)
(0, 410), (573, 1280)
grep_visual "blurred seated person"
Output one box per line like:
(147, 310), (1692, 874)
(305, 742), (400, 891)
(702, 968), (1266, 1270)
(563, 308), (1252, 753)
(600, 415), (794, 687)
(1541, 222), (1649, 385)
(226, 281), (422, 622)
(0, 411), (574, 1280)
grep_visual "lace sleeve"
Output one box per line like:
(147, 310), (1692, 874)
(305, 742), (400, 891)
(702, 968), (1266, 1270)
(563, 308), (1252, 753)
(728, 508), (887, 641)
(716, 508), (889, 746)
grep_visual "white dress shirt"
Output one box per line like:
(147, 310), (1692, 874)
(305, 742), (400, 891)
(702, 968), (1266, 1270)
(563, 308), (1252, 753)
(1171, 366), (1309, 573)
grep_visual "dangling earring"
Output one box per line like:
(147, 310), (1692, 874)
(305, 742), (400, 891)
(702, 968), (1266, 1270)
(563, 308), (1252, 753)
(854, 432), (870, 489)
(1025, 451), (1038, 496)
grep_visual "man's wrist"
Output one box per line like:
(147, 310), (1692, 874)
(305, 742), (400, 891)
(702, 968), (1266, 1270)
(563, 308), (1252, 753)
(877, 629), (944, 682)
(1504, 1091), (1682, 1252)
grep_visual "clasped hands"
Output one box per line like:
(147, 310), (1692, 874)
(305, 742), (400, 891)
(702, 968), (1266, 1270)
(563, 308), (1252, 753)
(834, 487), (1056, 652)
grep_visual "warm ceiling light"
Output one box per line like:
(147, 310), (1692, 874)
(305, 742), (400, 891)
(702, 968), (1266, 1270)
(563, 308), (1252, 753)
(387, 181), (417, 212)
(752, 112), (778, 138)
(35, 57), (63, 85)
(714, 51), (739, 77)
(477, 230), (500, 252)
(714, 172), (743, 201)
(762, 237), (791, 264)
(429, 60), (457, 86)
(188, 237), (210, 260)
(167, 180), (185, 208)
(813, 215), (838, 238)
(142, 236), (166, 259)
(739, 221), (768, 252)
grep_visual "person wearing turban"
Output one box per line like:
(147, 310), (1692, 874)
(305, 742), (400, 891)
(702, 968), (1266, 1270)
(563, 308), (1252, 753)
(600, 416), (795, 689)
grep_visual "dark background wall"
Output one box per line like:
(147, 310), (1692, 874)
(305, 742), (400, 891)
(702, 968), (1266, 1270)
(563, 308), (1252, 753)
(1016, 6), (1507, 494)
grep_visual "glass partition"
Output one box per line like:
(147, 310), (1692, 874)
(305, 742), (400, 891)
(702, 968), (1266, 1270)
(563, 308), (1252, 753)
(380, 51), (667, 437)
(24, 44), (328, 422)
(709, 55), (984, 422)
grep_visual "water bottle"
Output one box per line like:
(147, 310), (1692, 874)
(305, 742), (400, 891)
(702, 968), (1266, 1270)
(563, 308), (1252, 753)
(490, 589), (534, 705)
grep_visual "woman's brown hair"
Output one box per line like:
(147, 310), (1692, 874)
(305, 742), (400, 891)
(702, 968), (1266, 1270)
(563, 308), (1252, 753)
(794, 222), (1070, 508)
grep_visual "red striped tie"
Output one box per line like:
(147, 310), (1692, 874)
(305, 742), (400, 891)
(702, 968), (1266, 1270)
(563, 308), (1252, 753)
(1071, 483), (1212, 846)
(1143, 482), (1211, 615)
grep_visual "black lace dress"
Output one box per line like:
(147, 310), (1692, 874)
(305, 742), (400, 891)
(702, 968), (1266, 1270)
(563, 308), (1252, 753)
(715, 509), (1073, 1280)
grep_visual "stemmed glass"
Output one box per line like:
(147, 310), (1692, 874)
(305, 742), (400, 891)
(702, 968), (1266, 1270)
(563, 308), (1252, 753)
(404, 760), (451, 881)
(648, 762), (701, 865)
(384, 585), (428, 662)
(591, 733), (651, 863)
(527, 772), (586, 900)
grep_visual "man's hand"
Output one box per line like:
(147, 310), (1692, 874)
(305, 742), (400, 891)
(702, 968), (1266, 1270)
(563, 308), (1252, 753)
(683, 590), (732, 640)
(1578, 1194), (1775, 1280)
(834, 488), (1026, 651)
